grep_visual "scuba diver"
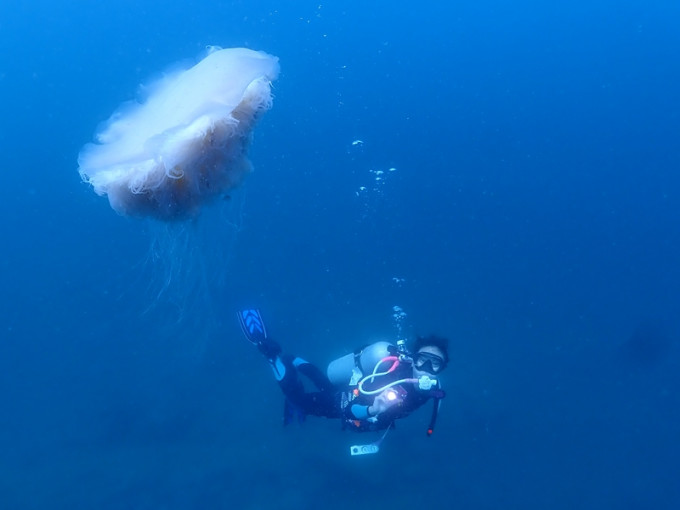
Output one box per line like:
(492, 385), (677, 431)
(237, 309), (448, 452)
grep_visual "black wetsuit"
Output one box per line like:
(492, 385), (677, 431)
(276, 354), (432, 432)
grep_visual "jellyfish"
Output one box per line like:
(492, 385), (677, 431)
(78, 47), (279, 221)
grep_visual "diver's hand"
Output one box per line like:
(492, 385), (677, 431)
(369, 388), (402, 416)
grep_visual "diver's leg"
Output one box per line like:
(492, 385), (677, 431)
(238, 310), (325, 418)
(263, 352), (297, 388)
(246, 338), (329, 414)
(267, 356), (338, 418)
(261, 354), (309, 424)
(293, 357), (335, 392)
(289, 358), (339, 418)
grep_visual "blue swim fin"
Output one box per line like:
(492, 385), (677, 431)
(237, 309), (268, 345)
(237, 309), (281, 360)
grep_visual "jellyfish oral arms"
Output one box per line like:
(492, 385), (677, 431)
(78, 47), (279, 221)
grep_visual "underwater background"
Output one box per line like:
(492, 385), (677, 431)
(1, 1), (679, 508)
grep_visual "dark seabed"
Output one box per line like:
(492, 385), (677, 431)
(0, 1), (678, 509)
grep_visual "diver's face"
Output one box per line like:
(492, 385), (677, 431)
(413, 345), (446, 377)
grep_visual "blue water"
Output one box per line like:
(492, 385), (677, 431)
(1, 1), (679, 508)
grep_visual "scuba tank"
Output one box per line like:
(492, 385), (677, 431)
(326, 341), (394, 386)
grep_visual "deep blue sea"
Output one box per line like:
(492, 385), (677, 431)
(1, 1), (679, 509)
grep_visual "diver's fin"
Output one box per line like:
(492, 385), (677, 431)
(238, 309), (281, 360)
(237, 309), (268, 345)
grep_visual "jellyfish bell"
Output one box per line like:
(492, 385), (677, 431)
(78, 47), (279, 221)
(77, 47), (280, 332)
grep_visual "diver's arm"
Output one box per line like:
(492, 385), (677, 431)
(348, 404), (373, 420)
(350, 389), (401, 419)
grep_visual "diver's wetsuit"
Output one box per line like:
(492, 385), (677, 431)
(273, 354), (432, 431)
